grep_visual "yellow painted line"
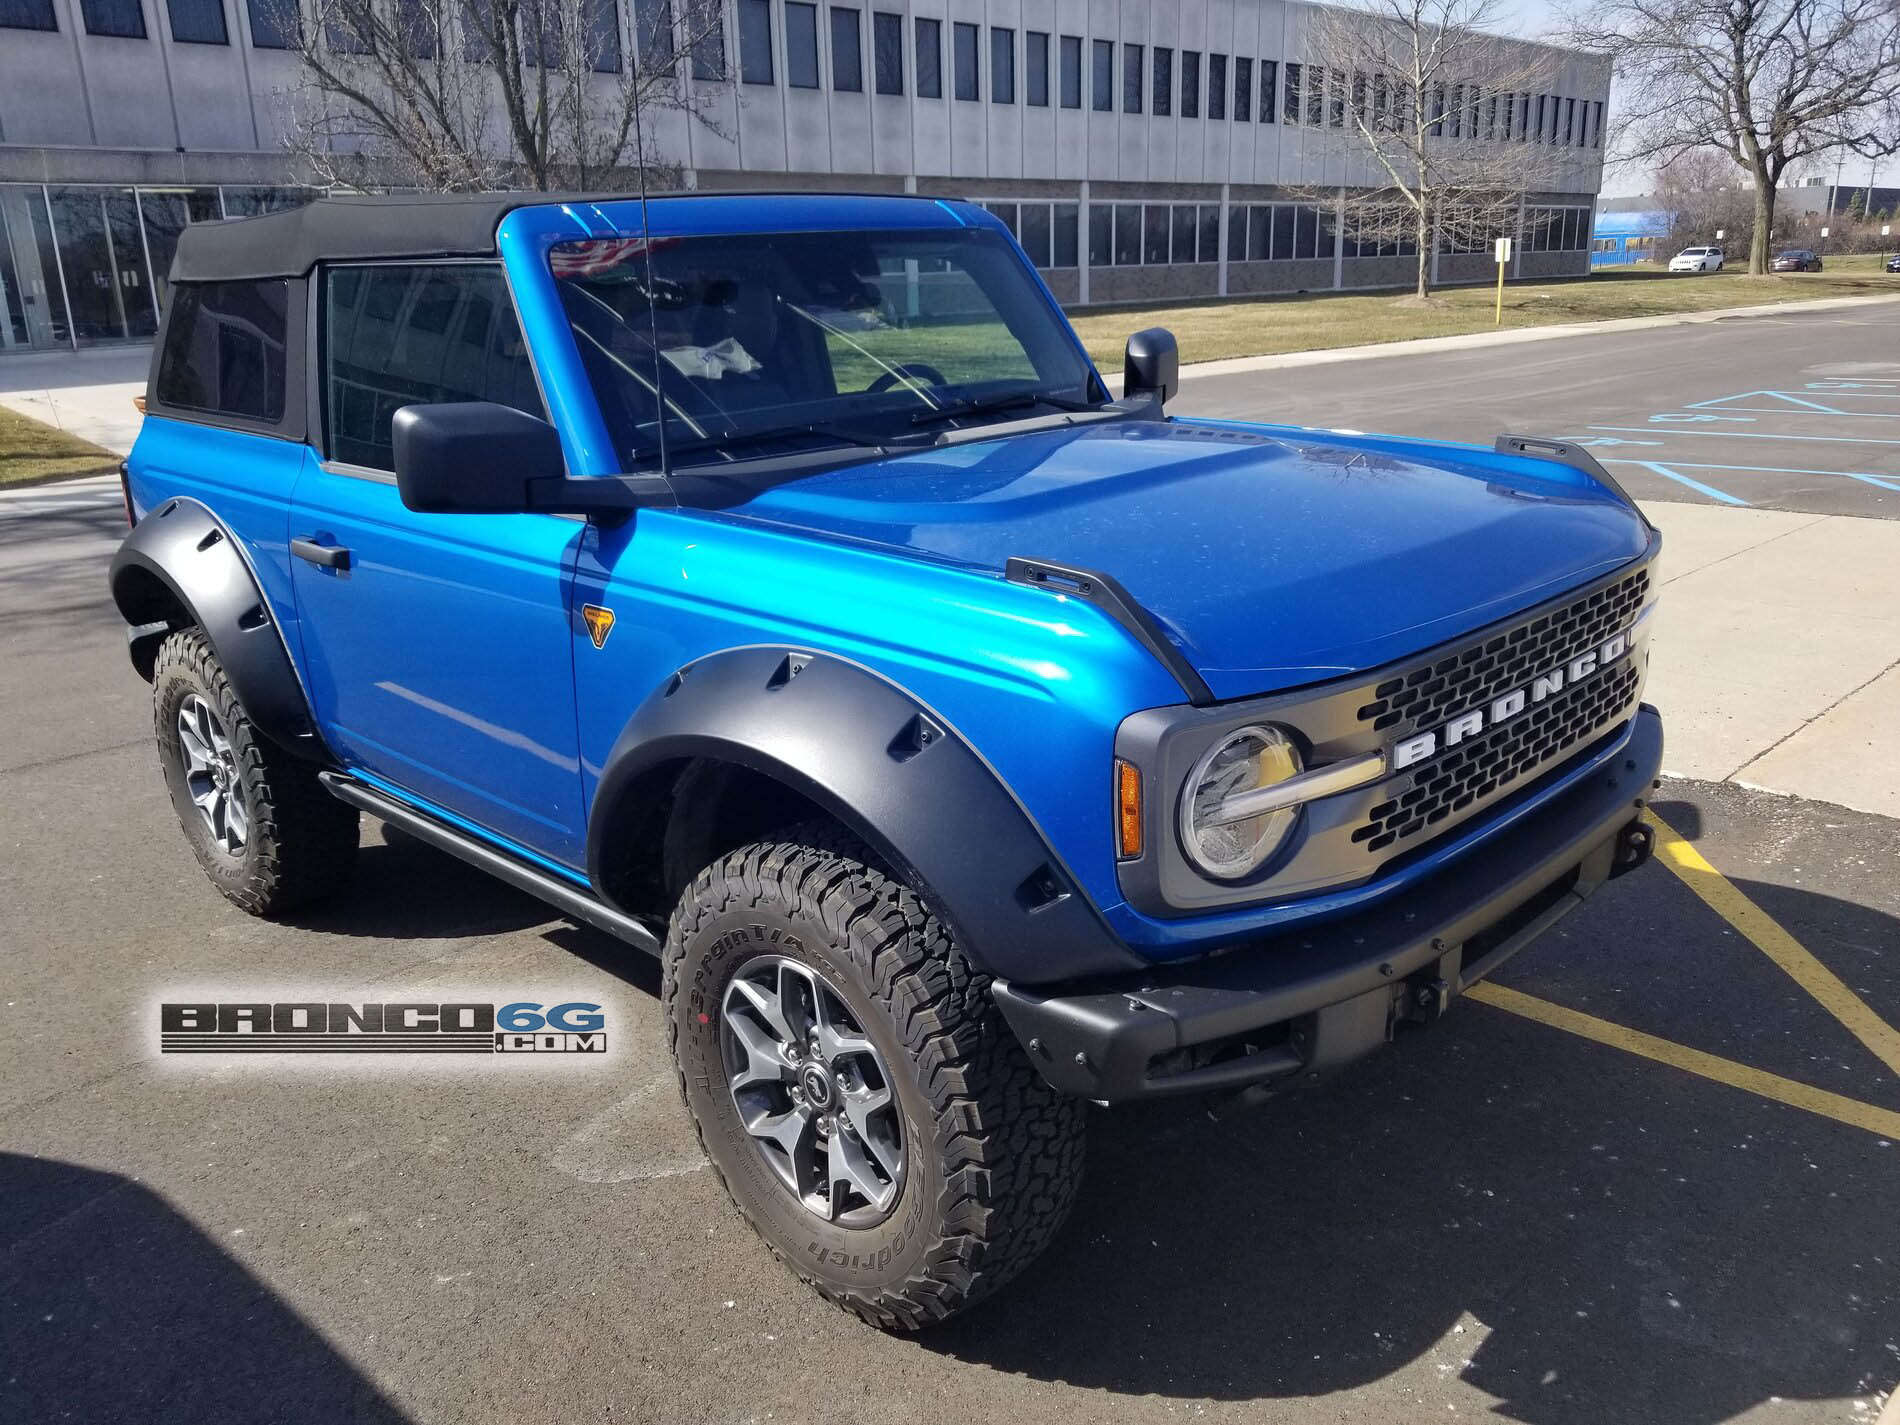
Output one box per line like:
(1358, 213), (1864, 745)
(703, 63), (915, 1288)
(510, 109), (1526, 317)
(1643, 808), (1900, 1078)
(1467, 982), (1900, 1139)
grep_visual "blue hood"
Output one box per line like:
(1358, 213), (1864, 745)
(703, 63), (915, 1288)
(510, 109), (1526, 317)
(721, 419), (1653, 701)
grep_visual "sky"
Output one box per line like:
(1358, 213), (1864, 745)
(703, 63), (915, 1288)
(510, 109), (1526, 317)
(1489, 0), (1890, 197)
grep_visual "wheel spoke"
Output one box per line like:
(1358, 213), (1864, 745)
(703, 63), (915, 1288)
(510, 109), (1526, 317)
(743, 1103), (819, 1199)
(827, 1129), (896, 1219)
(812, 984), (875, 1064)
(729, 974), (795, 1048)
(222, 789), (248, 847)
(727, 1012), (791, 1090)
(177, 717), (212, 773)
(841, 1084), (901, 1180)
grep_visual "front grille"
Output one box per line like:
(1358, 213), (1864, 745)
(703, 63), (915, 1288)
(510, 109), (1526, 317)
(1355, 568), (1650, 740)
(1352, 661), (1642, 853)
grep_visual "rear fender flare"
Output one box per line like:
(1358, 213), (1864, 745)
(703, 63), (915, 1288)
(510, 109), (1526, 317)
(108, 497), (327, 762)
(586, 646), (1147, 985)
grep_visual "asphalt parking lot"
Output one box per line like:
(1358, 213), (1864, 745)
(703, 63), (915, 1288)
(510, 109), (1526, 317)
(5, 309), (1900, 1424)
(1178, 299), (1900, 518)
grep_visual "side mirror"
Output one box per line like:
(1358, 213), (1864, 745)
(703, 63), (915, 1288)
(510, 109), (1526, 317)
(1123, 327), (1179, 406)
(393, 402), (567, 514)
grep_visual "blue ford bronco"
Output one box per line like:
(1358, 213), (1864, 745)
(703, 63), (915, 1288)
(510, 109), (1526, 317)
(112, 192), (1662, 1328)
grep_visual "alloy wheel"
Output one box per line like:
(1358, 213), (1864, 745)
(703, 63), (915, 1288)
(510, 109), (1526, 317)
(177, 692), (248, 856)
(720, 954), (906, 1227)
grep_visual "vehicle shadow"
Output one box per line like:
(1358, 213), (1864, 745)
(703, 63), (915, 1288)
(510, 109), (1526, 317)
(920, 860), (1900, 1423)
(0, 1151), (412, 1423)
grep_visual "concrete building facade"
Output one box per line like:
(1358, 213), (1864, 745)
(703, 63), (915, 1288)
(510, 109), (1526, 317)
(0, 0), (1610, 351)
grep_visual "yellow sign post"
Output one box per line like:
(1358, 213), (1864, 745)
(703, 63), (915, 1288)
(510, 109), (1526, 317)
(1493, 237), (1513, 326)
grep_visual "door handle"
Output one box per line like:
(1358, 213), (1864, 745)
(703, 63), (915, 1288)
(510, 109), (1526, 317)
(291, 536), (351, 570)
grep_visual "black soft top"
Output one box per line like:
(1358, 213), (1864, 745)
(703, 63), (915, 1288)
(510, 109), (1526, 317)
(169, 191), (644, 282)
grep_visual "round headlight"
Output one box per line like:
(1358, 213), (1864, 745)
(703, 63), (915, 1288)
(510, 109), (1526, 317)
(1179, 724), (1304, 880)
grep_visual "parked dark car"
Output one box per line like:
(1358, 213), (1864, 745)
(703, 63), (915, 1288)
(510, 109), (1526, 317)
(1886, 253), (1900, 274)
(1771, 249), (1823, 272)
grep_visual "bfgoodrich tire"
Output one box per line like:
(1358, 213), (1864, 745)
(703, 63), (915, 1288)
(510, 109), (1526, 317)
(151, 626), (359, 915)
(665, 827), (1086, 1330)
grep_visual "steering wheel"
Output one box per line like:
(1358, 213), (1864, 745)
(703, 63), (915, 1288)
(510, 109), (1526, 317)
(866, 363), (949, 395)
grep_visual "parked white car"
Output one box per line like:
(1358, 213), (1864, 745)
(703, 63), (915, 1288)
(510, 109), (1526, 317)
(1669, 246), (1725, 273)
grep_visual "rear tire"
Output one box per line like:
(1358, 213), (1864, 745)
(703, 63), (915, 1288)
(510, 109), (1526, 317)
(664, 825), (1086, 1330)
(152, 626), (358, 915)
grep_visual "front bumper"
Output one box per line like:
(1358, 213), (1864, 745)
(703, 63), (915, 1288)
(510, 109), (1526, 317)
(993, 704), (1664, 1103)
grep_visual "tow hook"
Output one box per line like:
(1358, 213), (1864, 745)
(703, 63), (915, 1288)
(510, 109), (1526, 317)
(1608, 818), (1655, 879)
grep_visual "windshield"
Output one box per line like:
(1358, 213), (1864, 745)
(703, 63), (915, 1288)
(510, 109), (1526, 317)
(550, 227), (1099, 469)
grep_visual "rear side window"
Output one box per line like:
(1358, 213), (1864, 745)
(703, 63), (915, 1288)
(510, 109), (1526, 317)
(322, 263), (544, 472)
(155, 280), (289, 425)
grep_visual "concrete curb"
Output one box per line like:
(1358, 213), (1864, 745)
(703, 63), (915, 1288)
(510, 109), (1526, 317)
(1137, 290), (1900, 388)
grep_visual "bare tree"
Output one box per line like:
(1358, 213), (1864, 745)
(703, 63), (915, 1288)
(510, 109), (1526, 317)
(267, 0), (731, 193)
(1564, 0), (1900, 273)
(1295, 0), (1573, 298)
(1647, 147), (1757, 251)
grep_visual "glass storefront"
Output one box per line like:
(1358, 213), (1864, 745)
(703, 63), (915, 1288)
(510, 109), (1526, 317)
(0, 182), (317, 353)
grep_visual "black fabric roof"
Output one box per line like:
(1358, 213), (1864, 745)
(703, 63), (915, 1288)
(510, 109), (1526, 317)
(168, 189), (958, 282)
(169, 191), (653, 282)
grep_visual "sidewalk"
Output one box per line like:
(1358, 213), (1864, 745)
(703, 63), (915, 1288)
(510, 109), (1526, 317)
(0, 346), (150, 457)
(1637, 499), (1900, 818)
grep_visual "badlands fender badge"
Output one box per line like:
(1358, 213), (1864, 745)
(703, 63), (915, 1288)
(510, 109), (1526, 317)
(582, 604), (616, 649)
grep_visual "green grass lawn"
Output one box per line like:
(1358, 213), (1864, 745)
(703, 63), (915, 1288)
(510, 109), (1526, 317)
(1066, 253), (1900, 370)
(0, 404), (120, 488)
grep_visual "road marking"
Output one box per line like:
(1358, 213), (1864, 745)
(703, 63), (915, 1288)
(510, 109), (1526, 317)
(1644, 810), (1900, 1078)
(1599, 458), (1900, 492)
(1589, 426), (1900, 447)
(1632, 461), (1749, 505)
(1466, 983), (1900, 1140)
(1686, 390), (1848, 414)
(1675, 407), (1900, 421)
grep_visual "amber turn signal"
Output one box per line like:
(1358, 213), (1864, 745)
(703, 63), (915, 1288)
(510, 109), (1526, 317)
(1115, 758), (1143, 859)
(132, 395), (146, 414)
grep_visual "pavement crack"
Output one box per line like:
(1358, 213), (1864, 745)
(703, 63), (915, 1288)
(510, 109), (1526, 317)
(1655, 511), (1833, 587)
(0, 737), (146, 777)
(1728, 646), (1900, 782)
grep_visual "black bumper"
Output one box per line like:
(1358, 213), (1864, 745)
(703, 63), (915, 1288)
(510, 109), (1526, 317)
(992, 705), (1664, 1103)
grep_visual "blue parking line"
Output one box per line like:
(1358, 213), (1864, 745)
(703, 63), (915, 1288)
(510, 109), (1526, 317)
(1633, 462), (1749, 506)
(1588, 426), (1900, 447)
(1602, 458), (1900, 493)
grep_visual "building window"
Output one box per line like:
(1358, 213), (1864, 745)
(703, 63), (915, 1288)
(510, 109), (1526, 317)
(953, 21), (977, 100)
(1260, 58), (1277, 123)
(1234, 56), (1251, 122)
(785, 2), (819, 87)
(1180, 50), (1200, 118)
(739, 0), (773, 84)
(1563, 96), (1576, 144)
(0, 0), (58, 28)
(1207, 53), (1226, 120)
(246, 0), (293, 45)
(830, 7), (861, 91)
(81, 0), (145, 37)
(915, 16), (940, 97)
(1282, 62), (1300, 123)
(872, 10), (900, 93)
(990, 26), (1012, 102)
(634, 0), (673, 70)
(1025, 30), (1047, 106)
(1090, 38), (1112, 112)
(1018, 203), (1051, 265)
(1123, 42), (1142, 113)
(1152, 47), (1172, 116)
(1593, 99), (1604, 148)
(1059, 34), (1081, 108)
(1329, 67), (1346, 127)
(692, 6), (726, 80)
(1113, 204), (1140, 266)
(1088, 205), (1110, 267)
(1053, 204), (1078, 267)
(1144, 205), (1169, 265)
(167, 0), (228, 43)
(1168, 205), (1194, 262)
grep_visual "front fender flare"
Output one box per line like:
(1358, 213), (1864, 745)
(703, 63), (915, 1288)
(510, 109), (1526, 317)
(108, 497), (327, 762)
(587, 647), (1147, 985)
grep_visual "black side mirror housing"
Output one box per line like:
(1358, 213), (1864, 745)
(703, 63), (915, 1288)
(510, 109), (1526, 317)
(393, 402), (567, 513)
(392, 402), (661, 518)
(1123, 327), (1179, 406)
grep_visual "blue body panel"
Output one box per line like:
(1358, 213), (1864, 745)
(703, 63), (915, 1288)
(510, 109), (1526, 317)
(126, 191), (1655, 969)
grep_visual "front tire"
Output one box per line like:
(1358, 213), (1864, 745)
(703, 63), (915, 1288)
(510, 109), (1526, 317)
(152, 626), (359, 915)
(665, 827), (1086, 1329)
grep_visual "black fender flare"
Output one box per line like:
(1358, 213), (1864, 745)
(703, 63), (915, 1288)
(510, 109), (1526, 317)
(586, 646), (1148, 985)
(108, 497), (328, 762)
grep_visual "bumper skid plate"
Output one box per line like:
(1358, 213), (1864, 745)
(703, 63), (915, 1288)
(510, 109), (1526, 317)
(993, 705), (1664, 1104)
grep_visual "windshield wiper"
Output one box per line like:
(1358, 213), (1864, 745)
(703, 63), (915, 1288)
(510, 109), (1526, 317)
(909, 391), (1103, 429)
(661, 420), (924, 466)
